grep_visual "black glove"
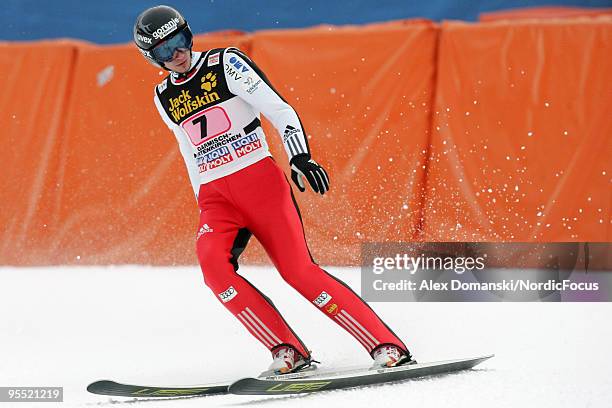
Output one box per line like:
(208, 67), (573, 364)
(290, 154), (330, 195)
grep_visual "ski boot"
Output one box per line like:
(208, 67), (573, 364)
(370, 344), (416, 369)
(259, 345), (315, 377)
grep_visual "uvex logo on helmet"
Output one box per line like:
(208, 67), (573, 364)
(152, 17), (180, 39)
(138, 48), (152, 58)
(136, 33), (152, 44)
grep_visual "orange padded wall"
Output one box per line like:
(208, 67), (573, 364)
(421, 19), (611, 242)
(245, 20), (437, 264)
(1, 18), (609, 266)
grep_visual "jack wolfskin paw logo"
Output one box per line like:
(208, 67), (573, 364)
(201, 72), (217, 91)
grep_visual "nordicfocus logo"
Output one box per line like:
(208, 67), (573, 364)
(136, 33), (153, 44)
(313, 291), (332, 308)
(219, 286), (238, 303)
(152, 17), (180, 39)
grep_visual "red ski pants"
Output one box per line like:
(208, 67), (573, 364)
(196, 157), (407, 359)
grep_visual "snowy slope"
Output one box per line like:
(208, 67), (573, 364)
(1, 265), (611, 407)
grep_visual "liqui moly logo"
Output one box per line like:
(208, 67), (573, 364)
(231, 132), (262, 158)
(198, 146), (233, 173)
(152, 17), (180, 39)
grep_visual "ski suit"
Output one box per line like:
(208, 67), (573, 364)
(153, 47), (408, 359)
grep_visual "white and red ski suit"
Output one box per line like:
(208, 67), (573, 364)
(153, 47), (408, 359)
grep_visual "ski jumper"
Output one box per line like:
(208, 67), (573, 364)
(153, 48), (408, 359)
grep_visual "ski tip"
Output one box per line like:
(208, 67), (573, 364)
(86, 380), (116, 394)
(468, 354), (494, 368)
(87, 379), (229, 398)
(471, 354), (495, 363)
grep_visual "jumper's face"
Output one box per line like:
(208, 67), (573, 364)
(164, 48), (191, 73)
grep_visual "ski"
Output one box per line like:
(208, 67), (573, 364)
(87, 355), (493, 398)
(86, 379), (228, 398)
(228, 354), (494, 395)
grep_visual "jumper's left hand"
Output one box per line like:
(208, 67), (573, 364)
(290, 154), (330, 195)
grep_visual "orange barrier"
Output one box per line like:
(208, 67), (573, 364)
(0, 41), (78, 265)
(0, 18), (610, 266)
(480, 6), (612, 22)
(0, 33), (250, 265)
(245, 20), (437, 264)
(421, 19), (611, 242)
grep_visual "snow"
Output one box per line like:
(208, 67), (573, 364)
(1, 265), (611, 407)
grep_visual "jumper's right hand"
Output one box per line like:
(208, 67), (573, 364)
(290, 154), (330, 195)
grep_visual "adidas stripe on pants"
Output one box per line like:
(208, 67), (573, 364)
(195, 157), (408, 359)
